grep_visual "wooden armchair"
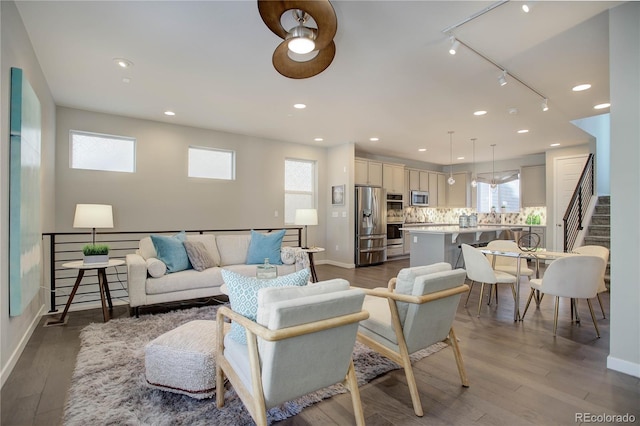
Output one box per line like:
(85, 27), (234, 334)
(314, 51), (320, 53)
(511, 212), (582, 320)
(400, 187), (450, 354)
(216, 280), (369, 426)
(356, 263), (469, 417)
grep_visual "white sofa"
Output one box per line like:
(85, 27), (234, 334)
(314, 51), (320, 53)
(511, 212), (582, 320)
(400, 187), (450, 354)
(126, 233), (309, 316)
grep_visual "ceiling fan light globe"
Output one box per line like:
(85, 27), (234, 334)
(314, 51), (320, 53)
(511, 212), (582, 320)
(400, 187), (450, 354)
(287, 25), (316, 54)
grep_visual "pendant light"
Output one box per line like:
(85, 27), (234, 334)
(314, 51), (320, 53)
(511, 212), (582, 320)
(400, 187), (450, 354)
(470, 138), (477, 188)
(490, 144), (497, 190)
(447, 131), (455, 185)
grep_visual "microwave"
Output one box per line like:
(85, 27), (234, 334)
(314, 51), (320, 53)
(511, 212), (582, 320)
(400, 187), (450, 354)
(410, 190), (429, 207)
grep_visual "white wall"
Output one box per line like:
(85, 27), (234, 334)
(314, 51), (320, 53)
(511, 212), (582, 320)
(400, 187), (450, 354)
(55, 107), (328, 242)
(1, 0), (56, 387)
(608, 2), (640, 378)
(572, 113), (611, 196)
(325, 144), (355, 267)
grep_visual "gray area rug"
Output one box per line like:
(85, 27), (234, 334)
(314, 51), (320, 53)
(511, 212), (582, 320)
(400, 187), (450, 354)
(64, 304), (446, 425)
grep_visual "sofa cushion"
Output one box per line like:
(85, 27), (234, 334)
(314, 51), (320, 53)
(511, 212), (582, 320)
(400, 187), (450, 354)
(139, 236), (157, 260)
(246, 229), (285, 265)
(150, 231), (192, 273)
(184, 241), (216, 272)
(185, 234), (221, 267)
(146, 257), (167, 278)
(216, 234), (251, 266)
(145, 267), (224, 295)
(222, 268), (310, 344)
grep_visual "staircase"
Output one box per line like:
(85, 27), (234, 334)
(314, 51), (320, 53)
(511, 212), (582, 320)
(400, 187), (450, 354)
(584, 196), (611, 287)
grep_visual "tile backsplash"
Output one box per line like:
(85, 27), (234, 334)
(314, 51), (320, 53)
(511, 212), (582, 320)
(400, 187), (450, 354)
(402, 206), (547, 226)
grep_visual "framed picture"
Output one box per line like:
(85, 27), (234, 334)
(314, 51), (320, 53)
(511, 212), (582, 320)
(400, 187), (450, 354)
(331, 184), (345, 206)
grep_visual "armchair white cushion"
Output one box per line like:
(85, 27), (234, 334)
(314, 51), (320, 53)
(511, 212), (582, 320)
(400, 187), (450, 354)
(357, 263), (469, 417)
(216, 279), (368, 426)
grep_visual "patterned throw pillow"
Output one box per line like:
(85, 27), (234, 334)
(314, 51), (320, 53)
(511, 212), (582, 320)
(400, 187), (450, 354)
(183, 241), (215, 272)
(150, 231), (192, 273)
(246, 229), (285, 265)
(222, 268), (310, 344)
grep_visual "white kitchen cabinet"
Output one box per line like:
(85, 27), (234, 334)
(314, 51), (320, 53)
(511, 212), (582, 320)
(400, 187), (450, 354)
(419, 171), (429, 191)
(355, 158), (383, 186)
(521, 165), (546, 206)
(445, 172), (469, 207)
(408, 169), (429, 191)
(437, 173), (446, 207)
(383, 163), (405, 194)
(428, 172), (439, 207)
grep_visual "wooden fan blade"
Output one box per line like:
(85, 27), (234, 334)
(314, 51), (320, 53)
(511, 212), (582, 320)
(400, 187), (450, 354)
(257, 0), (337, 50)
(272, 40), (336, 79)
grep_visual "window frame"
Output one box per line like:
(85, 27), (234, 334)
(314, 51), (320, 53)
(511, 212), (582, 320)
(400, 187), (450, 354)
(284, 158), (317, 225)
(69, 129), (136, 173)
(187, 145), (236, 181)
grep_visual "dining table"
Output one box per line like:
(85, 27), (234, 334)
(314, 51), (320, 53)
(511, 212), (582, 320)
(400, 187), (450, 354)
(480, 247), (577, 321)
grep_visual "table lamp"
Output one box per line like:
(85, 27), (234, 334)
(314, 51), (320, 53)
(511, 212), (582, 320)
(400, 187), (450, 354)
(73, 204), (114, 246)
(294, 208), (317, 249)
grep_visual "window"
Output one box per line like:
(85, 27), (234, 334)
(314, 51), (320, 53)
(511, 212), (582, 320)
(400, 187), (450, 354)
(284, 159), (316, 224)
(70, 130), (135, 173)
(476, 170), (520, 213)
(188, 146), (235, 180)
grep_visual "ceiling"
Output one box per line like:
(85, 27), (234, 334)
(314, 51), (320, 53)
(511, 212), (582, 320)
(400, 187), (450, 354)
(15, 1), (617, 165)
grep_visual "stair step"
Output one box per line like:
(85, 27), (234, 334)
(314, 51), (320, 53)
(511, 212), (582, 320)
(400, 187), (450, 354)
(595, 205), (610, 215)
(588, 224), (611, 236)
(584, 236), (610, 249)
(592, 215), (610, 225)
(598, 195), (610, 205)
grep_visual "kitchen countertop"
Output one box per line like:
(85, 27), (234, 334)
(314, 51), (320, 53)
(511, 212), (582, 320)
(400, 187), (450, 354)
(401, 225), (524, 234)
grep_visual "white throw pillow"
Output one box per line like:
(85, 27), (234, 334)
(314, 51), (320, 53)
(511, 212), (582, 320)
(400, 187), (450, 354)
(139, 236), (158, 260)
(146, 257), (167, 278)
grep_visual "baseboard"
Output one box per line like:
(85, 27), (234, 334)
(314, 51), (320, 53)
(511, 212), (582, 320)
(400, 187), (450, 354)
(607, 355), (640, 378)
(316, 259), (355, 269)
(1, 303), (46, 388)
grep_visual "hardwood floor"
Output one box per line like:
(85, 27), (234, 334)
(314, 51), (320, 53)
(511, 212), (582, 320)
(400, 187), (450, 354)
(2, 259), (638, 425)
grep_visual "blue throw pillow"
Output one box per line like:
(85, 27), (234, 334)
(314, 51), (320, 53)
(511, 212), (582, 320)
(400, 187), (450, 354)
(150, 231), (192, 273)
(222, 268), (310, 344)
(246, 229), (285, 265)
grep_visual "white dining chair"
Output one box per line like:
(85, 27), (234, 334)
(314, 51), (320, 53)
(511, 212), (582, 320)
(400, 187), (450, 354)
(521, 255), (605, 337)
(461, 244), (518, 317)
(485, 240), (534, 304)
(573, 245), (609, 318)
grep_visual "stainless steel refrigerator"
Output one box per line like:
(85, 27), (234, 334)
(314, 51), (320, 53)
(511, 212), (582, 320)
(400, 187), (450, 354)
(355, 186), (387, 266)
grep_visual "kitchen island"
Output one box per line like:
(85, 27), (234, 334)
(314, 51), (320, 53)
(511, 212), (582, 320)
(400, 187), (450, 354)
(402, 225), (524, 268)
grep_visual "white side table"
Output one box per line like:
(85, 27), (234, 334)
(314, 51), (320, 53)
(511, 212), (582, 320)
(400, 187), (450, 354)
(301, 247), (325, 283)
(46, 259), (125, 325)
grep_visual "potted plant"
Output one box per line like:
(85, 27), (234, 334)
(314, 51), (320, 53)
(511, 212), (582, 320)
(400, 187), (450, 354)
(82, 244), (110, 264)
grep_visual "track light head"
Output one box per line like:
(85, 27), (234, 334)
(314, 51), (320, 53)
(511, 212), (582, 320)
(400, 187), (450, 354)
(498, 70), (508, 86)
(449, 37), (460, 55)
(541, 98), (549, 112)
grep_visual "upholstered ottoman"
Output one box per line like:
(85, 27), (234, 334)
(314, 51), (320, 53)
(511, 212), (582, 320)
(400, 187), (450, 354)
(145, 319), (224, 399)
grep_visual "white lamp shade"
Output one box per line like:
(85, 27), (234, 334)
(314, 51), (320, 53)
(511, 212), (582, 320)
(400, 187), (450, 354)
(294, 209), (318, 226)
(73, 204), (114, 229)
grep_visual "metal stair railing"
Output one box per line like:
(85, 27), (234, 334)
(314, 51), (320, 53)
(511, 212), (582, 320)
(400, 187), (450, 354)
(562, 154), (594, 252)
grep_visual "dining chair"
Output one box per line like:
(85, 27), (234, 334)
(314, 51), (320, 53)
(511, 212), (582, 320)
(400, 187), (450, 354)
(521, 255), (605, 337)
(461, 243), (518, 317)
(485, 240), (534, 304)
(356, 262), (469, 417)
(572, 245), (610, 318)
(216, 279), (368, 426)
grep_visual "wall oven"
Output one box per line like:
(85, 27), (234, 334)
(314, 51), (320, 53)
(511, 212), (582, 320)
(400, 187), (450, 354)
(410, 190), (429, 207)
(387, 222), (403, 245)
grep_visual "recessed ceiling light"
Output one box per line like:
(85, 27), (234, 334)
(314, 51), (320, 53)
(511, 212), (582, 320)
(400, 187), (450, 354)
(369, 137), (379, 142)
(418, 148), (427, 152)
(550, 143), (561, 147)
(164, 111), (175, 116)
(517, 129), (529, 134)
(457, 156), (465, 160)
(474, 110), (487, 116)
(293, 103), (306, 109)
(113, 58), (133, 68)
(594, 103), (611, 110)
(572, 83), (591, 92)
(314, 137), (323, 142)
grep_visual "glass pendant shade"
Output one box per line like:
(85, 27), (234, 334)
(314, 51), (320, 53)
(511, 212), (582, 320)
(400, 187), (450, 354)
(448, 131), (455, 185)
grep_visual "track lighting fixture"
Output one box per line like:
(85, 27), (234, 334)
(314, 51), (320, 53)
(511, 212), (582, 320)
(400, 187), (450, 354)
(447, 131), (455, 185)
(541, 98), (549, 112)
(498, 70), (508, 86)
(449, 37), (460, 55)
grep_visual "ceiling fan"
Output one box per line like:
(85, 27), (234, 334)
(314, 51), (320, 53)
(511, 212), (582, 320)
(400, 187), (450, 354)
(257, 0), (337, 79)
